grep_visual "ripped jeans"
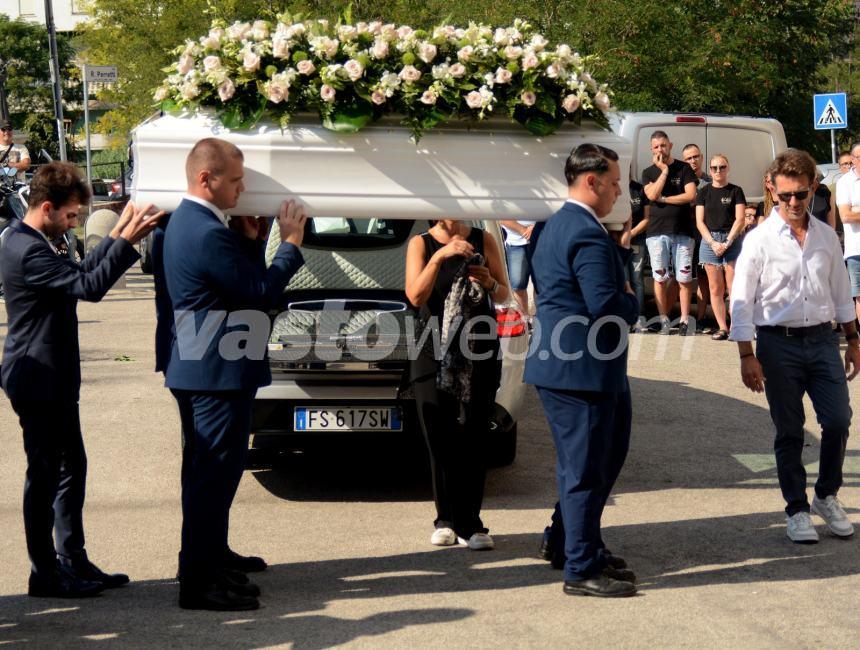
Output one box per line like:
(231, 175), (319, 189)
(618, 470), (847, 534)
(645, 234), (694, 283)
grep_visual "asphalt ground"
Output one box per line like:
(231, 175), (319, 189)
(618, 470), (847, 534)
(0, 267), (858, 648)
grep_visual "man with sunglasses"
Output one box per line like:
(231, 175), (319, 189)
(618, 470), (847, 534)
(836, 141), (860, 324)
(731, 148), (859, 544)
(0, 119), (30, 183)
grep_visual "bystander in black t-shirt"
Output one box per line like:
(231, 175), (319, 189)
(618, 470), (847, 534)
(641, 159), (697, 237)
(808, 185), (831, 224)
(695, 183), (747, 232)
(629, 180), (649, 245)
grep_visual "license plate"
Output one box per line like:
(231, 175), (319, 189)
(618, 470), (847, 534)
(294, 407), (402, 432)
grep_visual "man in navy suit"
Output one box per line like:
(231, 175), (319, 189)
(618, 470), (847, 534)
(160, 138), (305, 611)
(524, 144), (640, 597)
(0, 162), (162, 597)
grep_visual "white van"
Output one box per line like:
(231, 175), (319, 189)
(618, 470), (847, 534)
(610, 112), (788, 203)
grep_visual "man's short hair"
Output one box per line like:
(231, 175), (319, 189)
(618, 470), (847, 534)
(564, 143), (619, 186)
(185, 137), (244, 184)
(850, 141), (860, 156)
(28, 162), (90, 208)
(839, 150), (851, 158)
(769, 148), (817, 186)
(650, 130), (670, 141)
(682, 143), (701, 153)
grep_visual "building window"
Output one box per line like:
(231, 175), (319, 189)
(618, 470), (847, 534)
(19, 0), (37, 16)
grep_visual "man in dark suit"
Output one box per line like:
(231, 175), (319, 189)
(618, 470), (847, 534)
(524, 144), (640, 598)
(160, 138), (306, 611)
(0, 162), (162, 597)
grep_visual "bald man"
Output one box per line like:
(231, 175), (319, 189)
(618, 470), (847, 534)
(158, 138), (306, 610)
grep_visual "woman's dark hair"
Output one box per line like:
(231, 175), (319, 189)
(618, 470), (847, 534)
(564, 143), (619, 186)
(28, 162), (91, 208)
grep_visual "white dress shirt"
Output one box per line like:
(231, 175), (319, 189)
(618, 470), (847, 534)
(730, 213), (854, 341)
(565, 199), (607, 233)
(835, 169), (860, 258)
(184, 194), (227, 227)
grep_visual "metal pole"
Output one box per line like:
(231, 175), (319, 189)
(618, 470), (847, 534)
(45, 0), (67, 161)
(83, 66), (92, 188)
(831, 129), (837, 164)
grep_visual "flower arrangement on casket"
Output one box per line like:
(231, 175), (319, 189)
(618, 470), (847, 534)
(154, 14), (614, 140)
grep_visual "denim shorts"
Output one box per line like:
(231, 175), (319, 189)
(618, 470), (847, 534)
(847, 256), (860, 297)
(505, 243), (533, 290)
(645, 234), (694, 283)
(699, 231), (743, 267)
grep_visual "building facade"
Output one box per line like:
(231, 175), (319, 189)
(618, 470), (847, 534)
(0, 0), (90, 32)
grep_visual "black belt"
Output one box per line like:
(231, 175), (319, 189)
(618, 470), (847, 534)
(757, 323), (832, 337)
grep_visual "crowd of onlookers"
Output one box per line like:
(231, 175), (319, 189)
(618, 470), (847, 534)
(501, 135), (860, 340)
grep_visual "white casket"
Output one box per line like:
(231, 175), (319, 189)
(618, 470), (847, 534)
(132, 111), (632, 224)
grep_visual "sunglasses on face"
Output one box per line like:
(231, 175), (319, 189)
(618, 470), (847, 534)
(775, 189), (810, 202)
(710, 165), (727, 172)
(0, 128), (12, 132)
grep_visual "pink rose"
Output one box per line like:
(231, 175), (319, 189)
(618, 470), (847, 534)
(530, 35), (548, 52)
(397, 26), (414, 39)
(251, 20), (269, 41)
(398, 65), (421, 83)
(203, 56), (221, 72)
(371, 39), (389, 59)
(465, 91), (483, 109)
(420, 90), (437, 105)
(243, 49), (261, 72)
(504, 45), (523, 60)
(267, 83), (287, 104)
(272, 37), (290, 59)
(562, 94), (580, 113)
(494, 28), (510, 46)
(320, 84), (336, 103)
(522, 52), (539, 70)
(297, 60), (316, 75)
(154, 86), (169, 102)
(344, 59), (364, 81)
(177, 54), (195, 75)
(218, 79), (235, 102)
(449, 63), (466, 78)
(371, 90), (387, 105)
(418, 43), (437, 64)
(594, 91), (610, 111)
(546, 63), (561, 79)
(201, 30), (222, 50)
(494, 67), (513, 84)
(457, 46), (473, 62)
(521, 91), (536, 107)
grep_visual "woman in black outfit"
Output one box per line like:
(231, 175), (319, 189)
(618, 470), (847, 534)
(405, 219), (510, 550)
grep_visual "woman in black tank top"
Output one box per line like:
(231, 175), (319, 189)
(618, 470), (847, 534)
(405, 220), (510, 550)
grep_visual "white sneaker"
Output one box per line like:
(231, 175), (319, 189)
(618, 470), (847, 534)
(786, 511), (819, 544)
(430, 527), (457, 546)
(811, 495), (855, 537)
(457, 533), (495, 550)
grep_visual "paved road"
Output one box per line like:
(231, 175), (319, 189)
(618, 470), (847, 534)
(0, 268), (858, 648)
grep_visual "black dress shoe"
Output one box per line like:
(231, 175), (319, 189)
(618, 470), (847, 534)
(563, 574), (636, 598)
(604, 551), (628, 570)
(218, 571), (261, 598)
(179, 582), (259, 611)
(538, 527), (554, 561)
(28, 565), (105, 599)
(603, 565), (637, 583)
(224, 548), (267, 573)
(60, 555), (129, 589)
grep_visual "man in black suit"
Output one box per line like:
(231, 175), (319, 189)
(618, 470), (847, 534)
(0, 162), (162, 597)
(159, 138), (306, 611)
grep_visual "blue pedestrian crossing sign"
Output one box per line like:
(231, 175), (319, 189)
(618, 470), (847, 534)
(814, 93), (848, 130)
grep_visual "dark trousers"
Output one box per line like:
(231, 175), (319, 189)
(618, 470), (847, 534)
(171, 389), (254, 583)
(537, 387), (632, 581)
(756, 328), (852, 516)
(13, 399), (87, 574)
(415, 389), (489, 539)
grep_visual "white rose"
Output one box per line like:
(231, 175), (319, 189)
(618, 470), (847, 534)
(320, 84), (336, 103)
(420, 90), (437, 105)
(556, 44), (572, 60)
(418, 42), (437, 64)
(371, 39), (389, 59)
(203, 56), (221, 72)
(504, 45), (523, 60)
(368, 21), (382, 35)
(356, 22), (369, 35)
(251, 20), (269, 41)
(338, 25), (358, 41)
(381, 24), (397, 41)
(530, 34), (548, 51)
(494, 28), (510, 46)
(546, 63), (561, 79)
(397, 26), (414, 39)
(344, 59), (364, 81)
(272, 37), (290, 59)
(371, 90), (387, 105)
(285, 23), (305, 39)
(432, 63), (449, 80)
(243, 49), (261, 72)
(154, 86), (169, 102)
(180, 82), (199, 101)
(177, 54), (195, 75)
(562, 94), (581, 113)
(521, 91), (536, 107)
(201, 28), (223, 50)
(449, 63), (466, 78)
(226, 22), (250, 42)
(457, 46), (474, 62)
(323, 37), (339, 59)
(297, 60), (316, 75)
(594, 91), (610, 111)
(494, 67), (513, 84)
(522, 52), (539, 70)
(217, 79), (235, 102)
(465, 91), (483, 109)
(398, 65), (421, 83)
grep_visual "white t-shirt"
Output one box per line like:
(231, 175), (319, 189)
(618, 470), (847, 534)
(501, 220), (536, 246)
(836, 169), (860, 259)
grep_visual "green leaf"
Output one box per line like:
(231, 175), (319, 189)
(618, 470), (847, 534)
(321, 101), (374, 133)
